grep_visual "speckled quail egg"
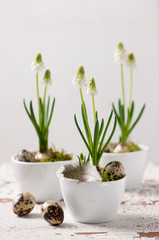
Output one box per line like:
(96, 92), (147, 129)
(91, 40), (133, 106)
(12, 192), (36, 216)
(41, 201), (64, 225)
(16, 149), (36, 162)
(103, 161), (125, 181)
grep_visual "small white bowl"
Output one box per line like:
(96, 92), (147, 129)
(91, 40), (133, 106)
(57, 166), (126, 223)
(12, 155), (73, 202)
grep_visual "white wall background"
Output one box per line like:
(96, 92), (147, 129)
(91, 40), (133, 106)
(0, 0), (158, 163)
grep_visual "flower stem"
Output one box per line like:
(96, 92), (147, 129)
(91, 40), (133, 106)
(36, 72), (42, 127)
(80, 87), (87, 118)
(79, 87), (92, 150)
(79, 87), (84, 103)
(92, 94), (96, 124)
(43, 85), (47, 106)
(43, 85), (47, 125)
(121, 64), (126, 112)
(129, 69), (133, 110)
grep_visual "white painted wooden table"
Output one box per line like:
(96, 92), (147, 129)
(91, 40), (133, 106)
(0, 163), (159, 240)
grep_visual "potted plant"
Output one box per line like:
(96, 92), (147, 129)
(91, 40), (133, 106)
(12, 53), (72, 202)
(100, 42), (149, 190)
(57, 66), (126, 223)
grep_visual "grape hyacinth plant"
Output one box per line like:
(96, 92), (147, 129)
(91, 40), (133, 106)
(60, 66), (125, 183)
(113, 42), (145, 145)
(23, 53), (55, 153)
(73, 66), (117, 167)
(23, 53), (72, 162)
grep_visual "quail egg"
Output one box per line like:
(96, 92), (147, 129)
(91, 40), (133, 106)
(16, 149), (36, 162)
(102, 161), (125, 181)
(41, 201), (64, 225)
(12, 192), (36, 216)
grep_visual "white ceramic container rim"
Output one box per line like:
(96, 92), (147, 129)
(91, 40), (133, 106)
(103, 144), (149, 156)
(57, 166), (126, 185)
(12, 154), (73, 166)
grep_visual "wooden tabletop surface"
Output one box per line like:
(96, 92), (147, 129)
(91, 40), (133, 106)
(0, 162), (159, 240)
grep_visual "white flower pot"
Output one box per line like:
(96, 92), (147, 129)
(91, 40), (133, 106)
(12, 155), (73, 202)
(57, 166), (126, 223)
(100, 144), (149, 190)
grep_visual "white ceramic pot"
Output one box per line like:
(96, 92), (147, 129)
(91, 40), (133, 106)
(57, 166), (126, 223)
(100, 144), (149, 190)
(12, 155), (73, 202)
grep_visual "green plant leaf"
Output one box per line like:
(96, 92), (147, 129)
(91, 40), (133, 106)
(98, 116), (117, 163)
(39, 97), (44, 130)
(98, 110), (113, 154)
(112, 103), (121, 126)
(29, 101), (41, 137)
(74, 114), (91, 154)
(130, 101), (134, 119)
(81, 103), (93, 151)
(128, 104), (146, 136)
(92, 119), (99, 166)
(46, 96), (50, 122)
(23, 99), (31, 120)
(46, 98), (55, 129)
(99, 118), (104, 139)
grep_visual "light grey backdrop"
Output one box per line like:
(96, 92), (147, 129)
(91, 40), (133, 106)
(0, 0), (158, 163)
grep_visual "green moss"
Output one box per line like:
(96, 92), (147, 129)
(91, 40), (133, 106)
(37, 146), (72, 162)
(126, 142), (141, 152)
(106, 141), (141, 153)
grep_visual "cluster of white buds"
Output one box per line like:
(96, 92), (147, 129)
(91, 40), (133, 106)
(87, 77), (97, 96)
(114, 42), (136, 69)
(31, 52), (52, 85)
(43, 69), (52, 86)
(73, 66), (97, 96)
(72, 65), (87, 89)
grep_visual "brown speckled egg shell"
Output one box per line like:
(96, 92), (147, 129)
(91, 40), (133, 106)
(41, 200), (64, 225)
(104, 161), (125, 178)
(12, 192), (36, 216)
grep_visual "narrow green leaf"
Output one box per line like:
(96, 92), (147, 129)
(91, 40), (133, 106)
(23, 99), (31, 120)
(126, 108), (131, 131)
(130, 101), (134, 119)
(99, 118), (104, 139)
(118, 99), (122, 119)
(29, 101), (41, 137)
(92, 120), (99, 166)
(118, 99), (125, 140)
(46, 98), (55, 129)
(81, 104), (91, 147)
(39, 97), (44, 130)
(74, 114), (91, 154)
(128, 104), (146, 136)
(81, 103), (93, 151)
(98, 117), (117, 163)
(98, 110), (113, 154)
(46, 96), (50, 122)
(96, 111), (98, 120)
(121, 104), (125, 126)
(112, 103), (121, 126)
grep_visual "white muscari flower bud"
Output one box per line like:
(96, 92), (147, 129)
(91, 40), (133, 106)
(125, 52), (136, 69)
(114, 42), (127, 64)
(43, 69), (52, 85)
(87, 77), (97, 95)
(73, 65), (87, 89)
(31, 52), (44, 72)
